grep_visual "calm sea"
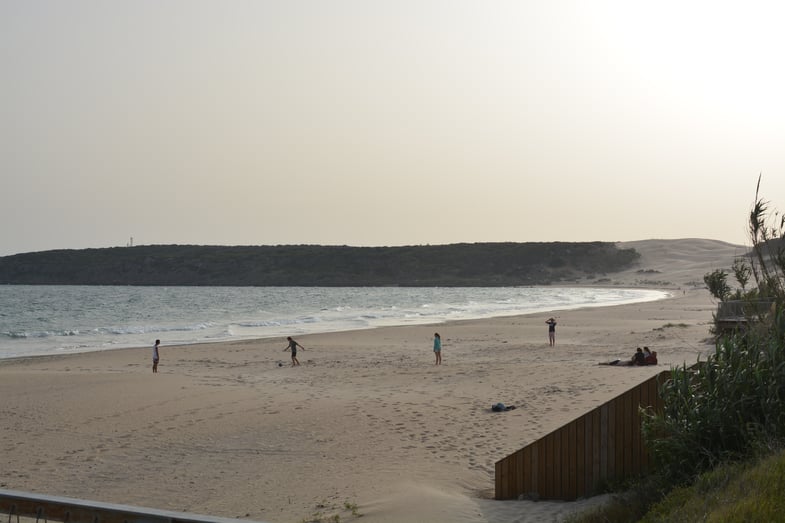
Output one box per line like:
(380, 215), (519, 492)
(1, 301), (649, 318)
(0, 285), (668, 360)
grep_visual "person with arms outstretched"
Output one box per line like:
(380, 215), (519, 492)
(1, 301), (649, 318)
(284, 336), (305, 366)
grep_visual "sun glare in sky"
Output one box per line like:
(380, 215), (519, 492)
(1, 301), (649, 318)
(2, 1), (784, 255)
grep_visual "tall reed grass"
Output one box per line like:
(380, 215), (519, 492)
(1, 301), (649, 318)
(643, 176), (785, 486)
(642, 321), (785, 485)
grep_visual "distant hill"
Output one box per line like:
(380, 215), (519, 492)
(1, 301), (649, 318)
(0, 242), (640, 286)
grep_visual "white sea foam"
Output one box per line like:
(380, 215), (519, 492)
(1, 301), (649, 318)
(0, 285), (668, 360)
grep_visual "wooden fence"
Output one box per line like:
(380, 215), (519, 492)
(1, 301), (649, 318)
(495, 370), (671, 501)
(0, 488), (269, 523)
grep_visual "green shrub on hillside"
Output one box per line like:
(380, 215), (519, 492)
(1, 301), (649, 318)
(0, 242), (640, 286)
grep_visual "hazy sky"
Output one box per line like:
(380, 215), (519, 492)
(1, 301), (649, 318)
(3, 1), (784, 256)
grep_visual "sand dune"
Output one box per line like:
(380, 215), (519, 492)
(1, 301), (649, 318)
(614, 238), (746, 288)
(0, 239), (741, 523)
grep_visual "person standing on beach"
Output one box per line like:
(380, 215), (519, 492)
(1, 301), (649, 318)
(433, 332), (442, 365)
(152, 339), (160, 373)
(284, 336), (304, 366)
(546, 318), (557, 347)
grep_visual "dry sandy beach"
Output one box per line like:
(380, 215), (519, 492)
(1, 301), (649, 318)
(0, 239), (746, 523)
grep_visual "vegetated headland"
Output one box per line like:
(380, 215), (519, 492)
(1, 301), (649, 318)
(0, 242), (640, 286)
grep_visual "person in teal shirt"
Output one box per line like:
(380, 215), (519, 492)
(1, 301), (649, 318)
(433, 332), (442, 365)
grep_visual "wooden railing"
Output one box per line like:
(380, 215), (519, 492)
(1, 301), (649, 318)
(0, 489), (268, 523)
(715, 298), (775, 332)
(495, 370), (670, 501)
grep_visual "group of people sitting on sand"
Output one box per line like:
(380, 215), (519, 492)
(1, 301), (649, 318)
(600, 346), (658, 366)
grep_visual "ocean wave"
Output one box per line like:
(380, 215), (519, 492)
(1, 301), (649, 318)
(98, 323), (213, 336)
(1, 329), (81, 339)
(236, 319), (295, 328)
(0, 285), (669, 360)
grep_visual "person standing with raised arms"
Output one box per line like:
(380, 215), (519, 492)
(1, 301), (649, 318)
(546, 318), (557, 347)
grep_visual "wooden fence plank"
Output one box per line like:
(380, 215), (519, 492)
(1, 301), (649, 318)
(562, 423), (572, 499)
(570, 416), (580, 499)
(600, 404), (609, 481)
(626, 391), (633, 476)
(610, 398), (618, 479)
(538, 439), (546, 499)
(592, 408), (601, 492)
(531, 442), (539, 496)
(631, 385), (642, 473)
(550, 431), (558, 499)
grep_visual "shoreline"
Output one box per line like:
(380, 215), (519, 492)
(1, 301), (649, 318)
(0, 285), (671, 364)
(0, 286), (717, 523)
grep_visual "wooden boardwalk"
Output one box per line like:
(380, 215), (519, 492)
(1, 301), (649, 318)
(715, 298), (775, 333)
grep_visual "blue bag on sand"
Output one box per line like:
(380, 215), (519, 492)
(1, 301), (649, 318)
(492, 403), (505, 412)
